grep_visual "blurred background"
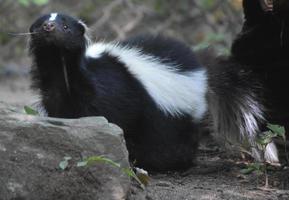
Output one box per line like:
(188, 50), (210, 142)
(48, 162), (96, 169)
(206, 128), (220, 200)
(0, 0), (243, 105)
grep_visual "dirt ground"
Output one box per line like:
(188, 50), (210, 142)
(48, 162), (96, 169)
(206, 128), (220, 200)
(129, 152), (289, 200)
(1, 76), (289, 200)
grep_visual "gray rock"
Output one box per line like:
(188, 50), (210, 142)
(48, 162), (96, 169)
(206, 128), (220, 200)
(0, 102), (131, 200)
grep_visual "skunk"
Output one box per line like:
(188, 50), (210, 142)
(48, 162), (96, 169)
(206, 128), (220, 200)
(230, 0), (289, 161)
(204, 0), (289, 163)
(29, 13), (208, 171)
(29, 11), (279, 171)
(204, 54), (273, 162)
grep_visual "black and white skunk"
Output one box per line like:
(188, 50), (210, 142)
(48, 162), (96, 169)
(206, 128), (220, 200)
(29, 13), (208, 171)
(202, 0), (288, 163)
(29, 11), (279, 171)
(228, 0), (289, 161)
(232, 0), (289, 135)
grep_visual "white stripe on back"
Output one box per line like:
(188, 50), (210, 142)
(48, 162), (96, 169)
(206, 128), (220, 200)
(85, 43), (208, 120)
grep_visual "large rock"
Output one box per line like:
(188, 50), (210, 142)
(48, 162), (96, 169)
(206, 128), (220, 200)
(0, 102), (130, 200)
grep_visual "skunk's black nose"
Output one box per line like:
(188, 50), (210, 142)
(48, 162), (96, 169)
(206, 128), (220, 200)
(43, 21), (56, 32)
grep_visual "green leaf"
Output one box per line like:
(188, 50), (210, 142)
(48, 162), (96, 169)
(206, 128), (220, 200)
(241, 163), (264, 175)
(59, 156), (72, 170)
(85, 156), (121, 168)
(250, 163), (262, 170)
(77, 161), (88, 167)
(33, 0), (49, 6)
(240, 167), (255, 175)
(77, 156), (121, 168)
(256, 135), (272, 149)
(24, 106), (39, 116)
(17, 0), (49, 6)
(77, 156), (148, 189)
(64, 156), (72, 161)
(95, 157), (121, 168)
(59, 160), (68, 170)
(267, 123), (286, 140)
(256, 130), (281, 149)
(122, 168), (145, 189)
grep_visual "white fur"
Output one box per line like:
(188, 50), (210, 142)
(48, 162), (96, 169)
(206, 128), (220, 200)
(77, 20), (92, 47)
(241, 97), (264, 139)
(264, 142), (279, 163)
(78, 20), (88, 30)
(31, 100), (48, 117)
(252, 141), (279, 164)
(49, 13), (58, 21)
(85, 43), (208, 120)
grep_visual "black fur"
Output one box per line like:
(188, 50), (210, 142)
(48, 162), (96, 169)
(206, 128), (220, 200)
(231, 0), (289, 134)
(121, 35), (201, 72)
(29, 13), (202, 171)
(196, 48), (268, 161)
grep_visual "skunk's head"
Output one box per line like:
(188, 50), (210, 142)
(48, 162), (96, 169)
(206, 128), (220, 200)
(29, 13), (89, 50)
(231, 0), (289, 63)
(244, 0), (289, 23)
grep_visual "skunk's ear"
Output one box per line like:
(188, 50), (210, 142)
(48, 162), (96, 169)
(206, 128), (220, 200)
(243, 0), (266, 23)
(78, 20), (88, 35)
(78, 20), (92, 46)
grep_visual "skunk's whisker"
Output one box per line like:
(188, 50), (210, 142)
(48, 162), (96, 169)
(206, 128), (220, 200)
(0, 30), (39, 36)
(7, 32), (39, 36)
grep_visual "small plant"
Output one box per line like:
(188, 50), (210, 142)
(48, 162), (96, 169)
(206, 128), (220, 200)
(123, 167), (150, 188)
(77, 156), (149, 189)
(59, 156), (72, 170)
(76, 155), (121, 168)
(59, 155), (149, 189)
(24, 106), (39, 116)
(240, 163), (265, 175)
(241, 123), (287, 188)
(256, 124), (286, 150)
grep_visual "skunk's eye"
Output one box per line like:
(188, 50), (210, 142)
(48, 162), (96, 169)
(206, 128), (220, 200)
(63, 25), (68, 30)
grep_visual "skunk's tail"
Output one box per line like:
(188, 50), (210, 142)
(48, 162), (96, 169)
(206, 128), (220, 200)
(204, 56), (279, 163)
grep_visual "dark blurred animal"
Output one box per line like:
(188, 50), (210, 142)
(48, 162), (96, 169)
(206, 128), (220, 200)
(232, 0), (289, 145)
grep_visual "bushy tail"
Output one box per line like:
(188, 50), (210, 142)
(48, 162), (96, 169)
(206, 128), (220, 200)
(207, 57), (264, 143)
(205, 56), (278, 163)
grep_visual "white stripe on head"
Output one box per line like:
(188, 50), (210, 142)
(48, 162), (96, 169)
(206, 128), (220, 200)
(85, 43), (208, 120)
(49, 13), (58, 21)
